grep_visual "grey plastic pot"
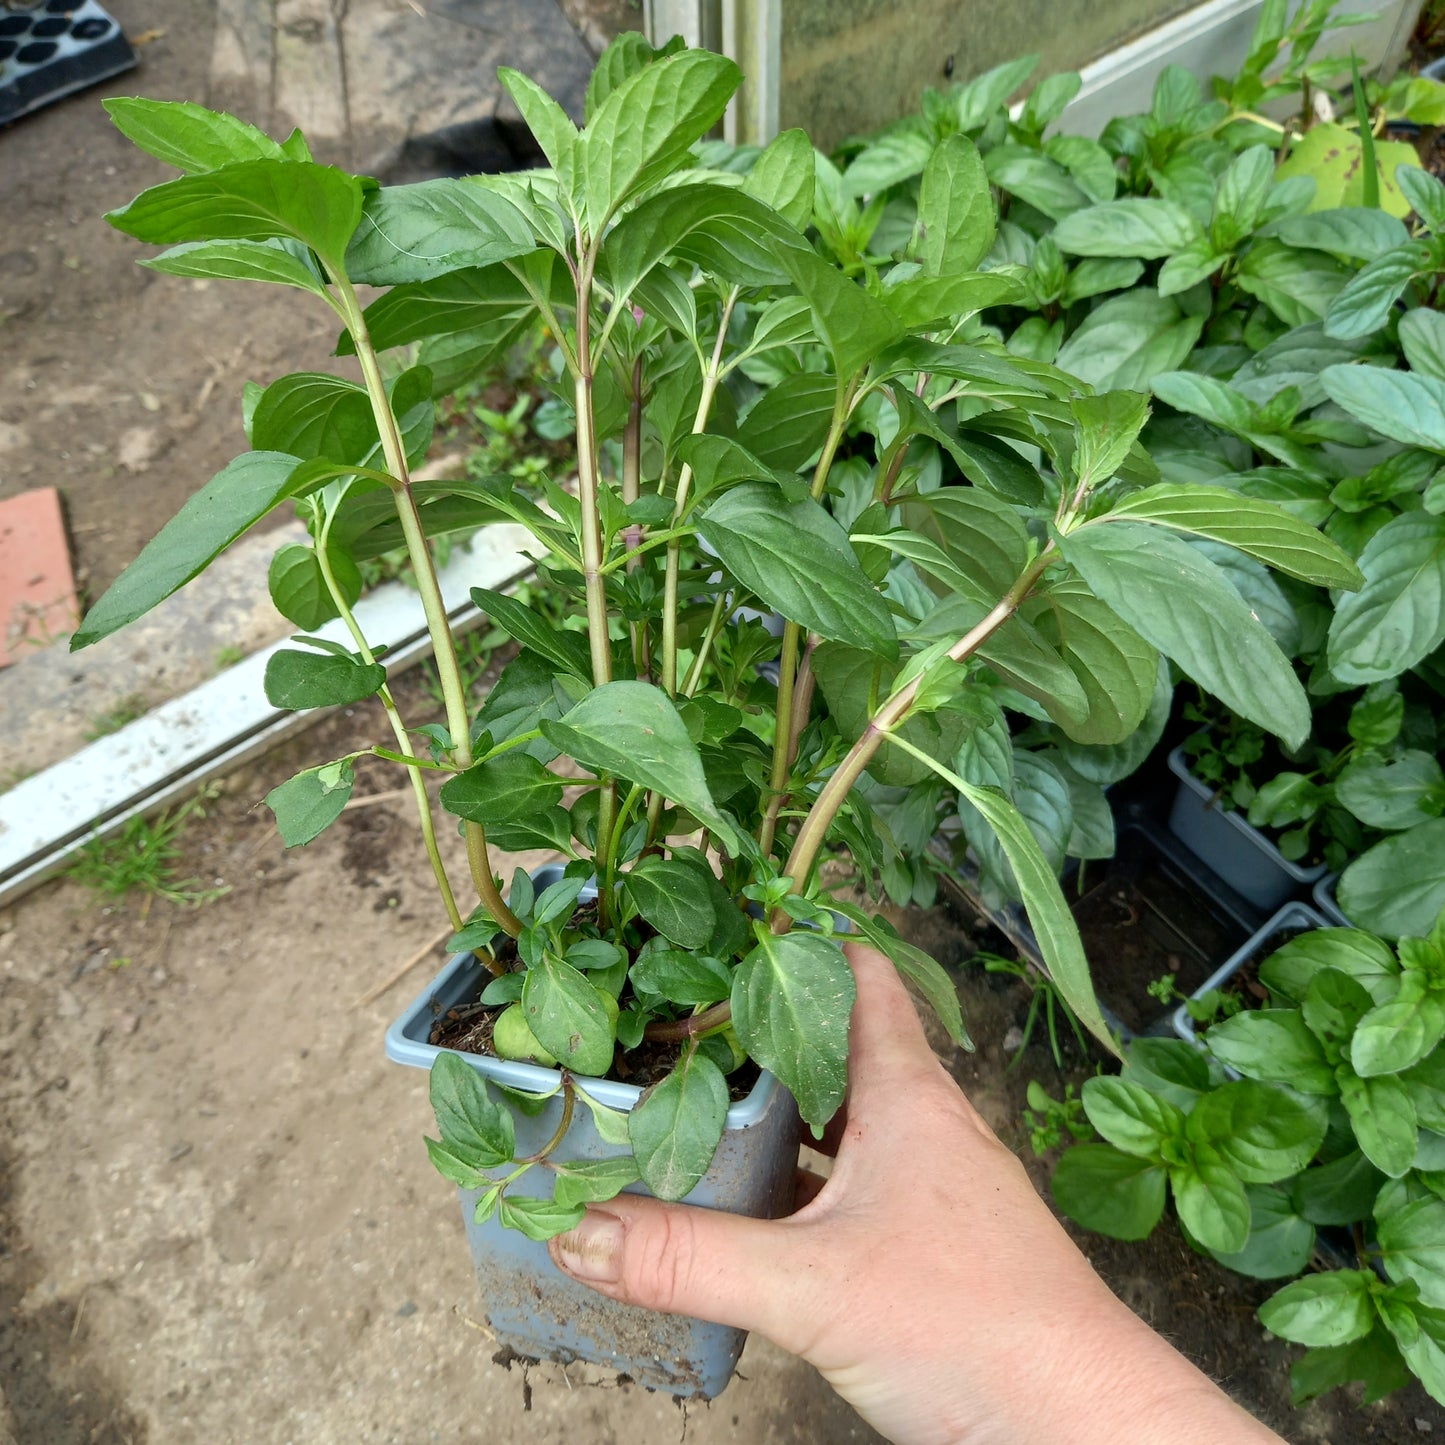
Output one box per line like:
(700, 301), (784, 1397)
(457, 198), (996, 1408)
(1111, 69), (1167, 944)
(1166, 746), (1327, 911)
(1312, 873), (1353, 927)
(384, 869), (800, 1398)
(1172, 900), (1328, 1045)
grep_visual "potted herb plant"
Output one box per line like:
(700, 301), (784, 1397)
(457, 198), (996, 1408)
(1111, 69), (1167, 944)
(74, 32), (1360, 1396)
(1052, 907), (1445, 1409)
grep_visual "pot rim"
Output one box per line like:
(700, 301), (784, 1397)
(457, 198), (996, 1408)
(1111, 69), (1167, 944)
(1168, 745), (1329, 886)
(1171, 899), (1328, 1044)
(385, 947), (780, 1127)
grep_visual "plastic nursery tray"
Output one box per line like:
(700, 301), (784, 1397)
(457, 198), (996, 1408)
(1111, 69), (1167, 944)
(0, 1), (135, 126)
(1312, 873), (1352, 928)
(1172, 900), (1329, 1046)
(1166, 746), (1327, 913)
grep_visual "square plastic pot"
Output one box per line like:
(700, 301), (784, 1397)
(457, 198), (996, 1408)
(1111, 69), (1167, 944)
(1172, 900), (1328, 1045)
(1312, 873), (1353, 927)
(1167, 746), (1327, 912)
(384, 869), (800, 1398)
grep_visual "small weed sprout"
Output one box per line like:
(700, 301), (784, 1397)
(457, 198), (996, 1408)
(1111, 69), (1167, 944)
(981, 951), (1089, 1069)
(1022, 1081), (1094, 1157)
(66, 788), (230, 907)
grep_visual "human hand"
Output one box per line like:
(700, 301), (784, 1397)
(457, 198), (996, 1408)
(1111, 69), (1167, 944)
(548, 943), (1284, 1445)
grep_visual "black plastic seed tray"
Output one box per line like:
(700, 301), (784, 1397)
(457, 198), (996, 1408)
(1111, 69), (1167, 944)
(0, 0), (135, 126)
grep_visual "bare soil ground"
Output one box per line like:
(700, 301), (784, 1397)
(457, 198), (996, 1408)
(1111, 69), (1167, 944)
(0, 671), (1438, 1443)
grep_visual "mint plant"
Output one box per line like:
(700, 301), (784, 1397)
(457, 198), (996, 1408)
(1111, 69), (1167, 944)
(1053, 912), (1445, 1407)
(76, 33), (1359, 1241)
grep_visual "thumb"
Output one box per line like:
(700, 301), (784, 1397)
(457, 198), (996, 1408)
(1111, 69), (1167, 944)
(547, 1192), (804, 1343)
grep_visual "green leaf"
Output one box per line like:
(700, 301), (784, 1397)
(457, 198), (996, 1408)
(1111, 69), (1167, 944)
(1157, 239), (1226, 296)
(899, 487), (1030, 598)
(250, 373), (377, 464)
(72, 451), (305, 649)
(1236, 239), (1349, 326)
(731, 932), (856, 1128)
(1404, 1052), (1445, 1134)
(1337, 752), (1445, 832)
(916, 133), (994, 275)
(104, 98), (289, 172)
(1260, 933), (1387, 1018)
(1052, 198), (1202, 258)
(106, 159), (363, 266)
(584, 30), (663, 118)
(882, 272), (1026, 331)
(582, 50), (741, 232)
(842, 128), (934, 196)
(1287, 1326), (1414, 1406)
(498, 1196), (587, 1242)
(470, 587), (591, 679)
(743, 128), (815, 231)
(1080, 1077), (1182, 1158)
(835, 908), (971, 1050)
(424, 1136), (493, 1189)
(140, 237), (328, 296)
(1260, 1271), (1377, 1347)
(1322, 365), (1445, 453)
(1324, 242), (1431, 339)
(497, 67), (579, 194)
(984, 146), (1089, 221)
(343, 179), (536, 285)
(1054, 292), (1204, 392)
(776, 246), (904, 381)
(550, 1156), (642, 1210)
(541, 681), (740, 853)
(263, 647), (385, 709)
(1339, 822), (1445, 939)
(1339, 1068), (1418, 1177)
(1401, 308), (1445, 383)
(521, 955), (616, 1078)
(1186, 1080), (1327, 1184)
(737, 372), (837, 471)
(602, 184), (804, 299)
(1070, 390), (1149, 489)
(1327, 513), (1445, 685)
(1058, 523), (1310, 749)
(1171, 1145), (1252, 1253)
(955, 780), (1115, 1052)
(1208, 1183), (1316, 1280)
(1301, 968), (1377, 1065)
(428, 1051), (515, 1167)
(629, 949), (732, 1008)
(1275, 207), (1409, 262)
(621, 855), (717, 950)
(1020, 576), (1159, 747)
(1212, 145), (1276, 249)
(1204, 1011), (1336, 1093)
(1122, 1037), (1216, 1111)
(1293, 1149), (1386, 1226)
(346, 263), (540, 354)
(267, 540), (362, 630)
(698, 483), (897, 658)
(1101, 482), (1362, 589)
(264, 758), (355, 846)
(1379, 1197), (1445, 1307)
(440, 754), (564, 826)
(1052, 1144), (1167, 1239)
(627, 1049), (730, 1201)
(1352, 985), (1445, 1079)
(1400, 163), (1445, 231)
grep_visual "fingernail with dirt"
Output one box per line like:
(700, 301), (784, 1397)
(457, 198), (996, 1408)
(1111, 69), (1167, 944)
(550, 1208), (623, 1282)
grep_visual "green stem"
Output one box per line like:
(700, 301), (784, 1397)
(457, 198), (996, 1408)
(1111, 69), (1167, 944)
(644, 1005), (729, 1043)
(622, 356), (648, 678)
(757, 622), (800, 857)
(520, 1077), (576, 1163)
(313, 512), (466, 937)
(778, 551), (1053, 918)
(572, 251), (613, 691)
(660, 288), (739, 697)
(334, 275), (520, 939)
(682, 590), (729, 698)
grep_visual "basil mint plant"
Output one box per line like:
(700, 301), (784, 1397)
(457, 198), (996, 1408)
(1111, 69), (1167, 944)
(1053, 910), (1445, 1408)
(75, 33), (1358, 1241)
